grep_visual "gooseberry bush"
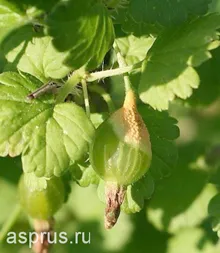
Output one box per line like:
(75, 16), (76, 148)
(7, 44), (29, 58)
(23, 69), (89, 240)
(1, 0), (220, 252)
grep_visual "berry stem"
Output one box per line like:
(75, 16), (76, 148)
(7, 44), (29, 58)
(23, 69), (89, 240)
(0, 205), (22, 242)
(86, 62), (142, 82)
(113, 41), (133, 93)
(81, 79), (91, 118)
(56, 70), (82, 103)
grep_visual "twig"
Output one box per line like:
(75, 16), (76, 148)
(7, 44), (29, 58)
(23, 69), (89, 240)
(81, 79), (90, 118)
(27, 81), (61, 100)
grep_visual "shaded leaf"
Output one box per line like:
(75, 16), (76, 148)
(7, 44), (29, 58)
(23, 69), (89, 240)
(129, 0), (211, 27)
(70, 162), (99, 187)
(47, 0), (114, 69)
(187, 47), (220, 106)
(121, 173), (155, 213)
(97, 174), (155, 214)
(139, 14), (220, 110)
(139, 105), (179, 179)
(0, 0), (27, 42)
(147, 143), (217, 233)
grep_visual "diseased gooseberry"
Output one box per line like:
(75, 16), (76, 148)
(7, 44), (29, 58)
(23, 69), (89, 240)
(90, 90), (152, 228)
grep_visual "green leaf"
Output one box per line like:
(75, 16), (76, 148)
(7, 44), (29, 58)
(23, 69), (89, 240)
(90, 113), (106, 128)
(139, 105), (179, 179)
(97, 174), (155, 214)
(70, 162), (99, 187)
(21, 0), (59, 13)
(22, 171), (72, 201)
(187, 47), (220, 106)
(0, 0), (27, 42)
(0, 51), (6, 72)
(46, 0), (114, 69)
(129, 0), (211, 27)
(208, 193), (220, 238)
(2, 26), (72, 82)
(147, 143), (217, 233)
(121, 173), (155, 213)
(23, 172), (47, 191)
(211, 217), (220, 238)
(0, 0), (59, 14)
(209, 194), (220, 218)
(111, 4), (163, 36)
(69, 113), (105, 187)
(121, 15), (162, 36)
(209, 0), (220, 14)
(115, 34), (155, 85)
(60, 171), (72, 203)
(0, 72), (95, 177)
(110, 34), (155, 100)
(116, 35), (155, 65)
(139, 14), (220, 110)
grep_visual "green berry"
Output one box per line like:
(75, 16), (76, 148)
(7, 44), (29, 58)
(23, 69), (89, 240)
(90, 90), (152, 186)
(19, 175), (65, 220)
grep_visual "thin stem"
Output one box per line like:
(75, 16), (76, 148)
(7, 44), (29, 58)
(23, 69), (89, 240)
(55, 58), (142, 104)
(0, 205), (22, 243)
(113, 41), (133, 93)
(86, 62), (142, 83)
(81, 79), (90, 118)
(89, 84), (115, 113)
(56, 71), (81, 103)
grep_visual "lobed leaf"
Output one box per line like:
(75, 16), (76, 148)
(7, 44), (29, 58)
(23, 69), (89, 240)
(116, 35), (155, 65)
(121, 173), (155, 213)
(46, 0), (115, 70)
(70, 162), (100, 187)
(139, 14), (220, 110)
(2, 26), (72, 82)
(23, 172), (47, 192)
(0, 72), (95, 177)
(129, 0), (211, 27)
(139, 105), (179, 179)
(187, 47), (220, 106)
